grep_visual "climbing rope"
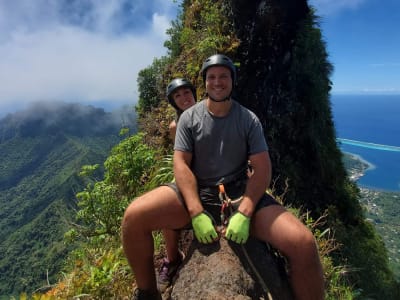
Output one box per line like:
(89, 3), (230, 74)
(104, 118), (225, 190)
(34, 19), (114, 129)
(218, 184), (272, 299)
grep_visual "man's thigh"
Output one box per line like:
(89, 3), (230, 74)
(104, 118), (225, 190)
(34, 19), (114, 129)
(251, 202), (310, 251)
(126, 185), (190, 231)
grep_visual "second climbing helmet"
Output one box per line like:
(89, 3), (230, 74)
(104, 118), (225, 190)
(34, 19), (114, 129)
(166, 78), (196, 110)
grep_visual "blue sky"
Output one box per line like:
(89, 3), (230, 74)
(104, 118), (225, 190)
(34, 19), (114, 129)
(0, 1), (399, 116)
(310, 0), (400, 94)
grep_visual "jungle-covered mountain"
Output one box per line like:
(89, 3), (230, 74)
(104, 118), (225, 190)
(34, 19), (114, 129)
(0, 101), (136, 296)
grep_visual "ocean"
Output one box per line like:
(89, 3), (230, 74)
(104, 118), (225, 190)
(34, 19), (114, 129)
(331, 94), (400, 191)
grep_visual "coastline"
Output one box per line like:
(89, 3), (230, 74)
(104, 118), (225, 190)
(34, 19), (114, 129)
(343, 152), (400, 278)
(344, 151), (400, 192)
(342, 151), (374, 182)
(341, 148), (400, 192)
(344, 151), (376, 171)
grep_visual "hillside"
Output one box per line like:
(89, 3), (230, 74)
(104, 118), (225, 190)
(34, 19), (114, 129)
(0, 101), (136, 297)
(360, 188), (400, 280)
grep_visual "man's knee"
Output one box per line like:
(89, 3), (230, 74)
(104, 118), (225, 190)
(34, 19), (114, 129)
(122, 200), (144, 235)
(290, 227), (319, 259)
(303, 229), (319, 252)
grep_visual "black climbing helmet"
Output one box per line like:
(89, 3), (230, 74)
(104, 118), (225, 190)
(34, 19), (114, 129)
(200, 54), (236, 84)
(166, 78), (196, 110)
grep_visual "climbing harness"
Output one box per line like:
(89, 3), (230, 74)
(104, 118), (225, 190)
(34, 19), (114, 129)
(217, 183), (272, 299)
(218, 183), (242, 226)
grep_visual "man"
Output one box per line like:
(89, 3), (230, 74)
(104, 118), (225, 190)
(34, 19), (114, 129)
(122, 54), (325, 300)
(174, 54), (325, 300)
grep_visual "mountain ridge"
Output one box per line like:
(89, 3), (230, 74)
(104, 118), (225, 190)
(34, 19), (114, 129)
(0, 101), (136, 296)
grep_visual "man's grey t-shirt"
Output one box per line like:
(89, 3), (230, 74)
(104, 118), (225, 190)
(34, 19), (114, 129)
(174, 99), (268, 186)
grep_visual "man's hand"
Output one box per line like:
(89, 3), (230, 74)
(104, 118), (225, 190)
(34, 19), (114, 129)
(192, 212), (218, 243)
(225, 212), (250, 244)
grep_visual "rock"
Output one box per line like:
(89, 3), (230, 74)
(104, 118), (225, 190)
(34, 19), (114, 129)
(168, 236), (293, 300)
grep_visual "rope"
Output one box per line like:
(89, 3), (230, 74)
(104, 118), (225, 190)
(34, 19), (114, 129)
(240, 244), (273, 299)
(218, 184), (273, 299)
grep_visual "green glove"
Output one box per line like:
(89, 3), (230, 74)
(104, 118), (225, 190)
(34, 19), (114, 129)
(192, 212), (218, 243)
(225, 212), (250, 244)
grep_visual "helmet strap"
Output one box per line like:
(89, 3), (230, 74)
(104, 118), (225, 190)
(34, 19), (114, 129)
(208, 92), (232, 103)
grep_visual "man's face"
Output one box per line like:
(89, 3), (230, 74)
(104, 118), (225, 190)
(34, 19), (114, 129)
(205, 66), (232, 101)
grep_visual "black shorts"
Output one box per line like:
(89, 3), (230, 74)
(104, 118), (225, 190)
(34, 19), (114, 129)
(164, 181), (280, 226)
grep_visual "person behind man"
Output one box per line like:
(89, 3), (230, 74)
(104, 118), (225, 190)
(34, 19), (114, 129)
(166, 78), (197, 140)
(159, 78), (196, 291)
(122, 55), (325, 300)
(122, 78), (196, 300)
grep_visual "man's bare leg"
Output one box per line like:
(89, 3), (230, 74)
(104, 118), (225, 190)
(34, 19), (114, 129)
(121, 186), (190, 292)
(251, 205), (325, 300)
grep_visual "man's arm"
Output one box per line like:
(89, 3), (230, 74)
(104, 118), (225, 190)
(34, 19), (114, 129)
(173, 149), (204, 218)
(237, 151), (271, 218)
(174, 149), (218, 243)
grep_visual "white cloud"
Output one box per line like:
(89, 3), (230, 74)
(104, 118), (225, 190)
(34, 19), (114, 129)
(0, 0), (180, 114)
(0, 26), (165, 102)
(85, 0), (123, 34)
(309, 0), (367, 15)
(361, 88), (400, 93)
(152, 13), (172, 41)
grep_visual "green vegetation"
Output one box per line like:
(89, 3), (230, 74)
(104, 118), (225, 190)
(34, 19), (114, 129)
(68, 132), (157, 241)
(0, 102), (134, 298)
(360, 189), (400, 280)
(45, 132), (163, 299)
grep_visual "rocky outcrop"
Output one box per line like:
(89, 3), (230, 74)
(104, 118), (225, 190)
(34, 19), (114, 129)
(168, 236), (293, 300)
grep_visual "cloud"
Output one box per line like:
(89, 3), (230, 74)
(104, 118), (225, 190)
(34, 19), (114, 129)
(0, 0), (180, 114)
(152, 13), (173, 41)
(361, 88), (400, 93)
(0, 26), (164, 101)
(309, 0), (367, 15)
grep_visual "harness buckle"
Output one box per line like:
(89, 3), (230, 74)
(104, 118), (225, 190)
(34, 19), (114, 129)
(218, 184), (243, 226)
